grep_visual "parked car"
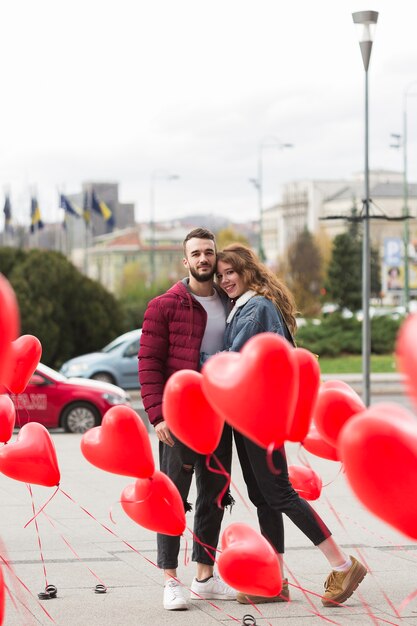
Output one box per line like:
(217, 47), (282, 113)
(60, 329), (141, 389)
(12, 363), (130, 433)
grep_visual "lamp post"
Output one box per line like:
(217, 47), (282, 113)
(352, 9), (379, 407)
(402, 82), (417, 313)
(251, 137), (293, 261)
(149, 170), (180, 284)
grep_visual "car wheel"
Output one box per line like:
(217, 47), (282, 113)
(90, 372), (116, 385)
(61, 402), (100, 434)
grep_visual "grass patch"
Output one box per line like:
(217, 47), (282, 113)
(318, 353), (398, 375)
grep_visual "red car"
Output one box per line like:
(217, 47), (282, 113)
(12, 363), (131, 433)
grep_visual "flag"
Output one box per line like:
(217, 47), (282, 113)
(3, 195), (12, 232)
(83, 191), (91, 225)
(60, 194), (82, 218)
(91, 191), (114, 228)
(30, 197), (44, 233)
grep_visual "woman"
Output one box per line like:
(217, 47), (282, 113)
(216, 244), (366, 607)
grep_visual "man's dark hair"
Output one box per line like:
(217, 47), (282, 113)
(183, 228), (216, 254)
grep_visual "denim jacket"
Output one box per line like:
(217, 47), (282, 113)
(224, 291), (295, 352)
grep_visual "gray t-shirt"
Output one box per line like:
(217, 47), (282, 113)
(193, 290), (226, 365)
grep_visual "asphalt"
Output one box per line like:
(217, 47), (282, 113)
(1, 378), (417, 626)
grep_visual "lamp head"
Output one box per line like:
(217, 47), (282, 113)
(352, 10), (379, 71)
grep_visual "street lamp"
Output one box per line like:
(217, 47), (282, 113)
(352, 9), (379, 407)
(251, 137), (293, 261)
(402, 81), (417, 312)
(149, 170), (180, 284)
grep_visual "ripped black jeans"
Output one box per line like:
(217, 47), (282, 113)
(157, 424), (233, 569)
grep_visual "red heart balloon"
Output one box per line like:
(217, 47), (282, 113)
(6, 335), (42, 395)
(339, 403), (417, 539)
(81, 405), (154, 478)
(286, 348), (320, 442)
(312, 385), (365, 447)
(302, 423), (340, 461)
(202, 333), (298, 449)
(288, 464), (322, 501)
(0, 395), (16, 443)
(218, 523), (282, 596)
(0, 274), (20, 390)
(396, 313), (417, 409)
(163, 370), (224, 454)
(121, 471), (186, 535)
(0, 422), (60, 487)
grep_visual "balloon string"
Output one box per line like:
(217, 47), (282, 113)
(296, 445), (344, 488)
(266, 442), (283, 476)
(58, 489), (245, 624)
(26, 484), (48, 588)
(0, 555), (56, 623)
(24, 485), (59, 528)
(339, 509), (417, 617)
(58, 488), (161, 570)
(324, 495), (401, 622)
(58, 489), (242, 623)
(205, 453), (231, 509)
(211, 453), (252, 514)
(40, 510), (107, 589)
(10, 393), (31, 429)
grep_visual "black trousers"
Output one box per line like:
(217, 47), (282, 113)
(233, 430), (331, 554)
(157, 424), (233, 569)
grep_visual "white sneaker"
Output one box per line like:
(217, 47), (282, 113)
(190, 572), (237, 600)
(163, 580), (188, 610)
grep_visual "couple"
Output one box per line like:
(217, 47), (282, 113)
(138, 228), (366, 611)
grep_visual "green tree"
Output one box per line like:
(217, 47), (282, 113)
(325, 231), (362, 311)
(216, 227), (249, 250)
(118, 261), (171, 328)
(286, 229), (323, 317)
(324, 208), (381, 311)
(6, 249), (124, 368)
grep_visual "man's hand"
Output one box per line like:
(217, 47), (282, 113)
(155, 421), (175, 447)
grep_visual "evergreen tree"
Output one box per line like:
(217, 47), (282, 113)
(6, 248), (124, 368)
(286, 229), (323, 317)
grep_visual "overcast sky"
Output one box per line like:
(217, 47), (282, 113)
(1, 0), (417, 228)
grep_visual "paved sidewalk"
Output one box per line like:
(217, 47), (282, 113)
(1, 426), (417, 625)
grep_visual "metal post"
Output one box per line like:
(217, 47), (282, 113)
(257, 148), (265, 261)
(149, 179), (156, 285)
(403, 100), (410, 313)
(363, 69), (371, 407)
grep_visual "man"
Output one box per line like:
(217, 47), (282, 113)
(138, 228), (235, 611)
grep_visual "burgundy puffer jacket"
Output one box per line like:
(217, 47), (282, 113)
(138, 279), (227, 426)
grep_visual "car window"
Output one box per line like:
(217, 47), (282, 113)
(102, 338), (128, 353)
(124, 339), (140, 357)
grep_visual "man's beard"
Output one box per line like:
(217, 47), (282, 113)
(189, 266), (215, 282)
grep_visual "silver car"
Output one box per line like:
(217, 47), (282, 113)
(60, 329), (141, 389)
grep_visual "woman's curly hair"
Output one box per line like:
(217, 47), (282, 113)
(217, 243), (297, 335)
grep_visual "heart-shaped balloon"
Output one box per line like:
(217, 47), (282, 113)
(6, 335), (43, 395)
(121, 470), (186, 535)
(288, 464), (322, 501)
(312, 384), (365, 447)
(396, 313), (417, 409)
(81, 405), (154, 478)
(286, 348), (320, 442)
(202, 333), (298, 449)
(0, 422), (60, 487)
(0, 274), (20, 390)
(218, 523), (282, 596)
(302, 423), (340, 462)
(0, 395), (16, 443)
(163, 369), (224, 454)
(339, 403), (417, 539)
